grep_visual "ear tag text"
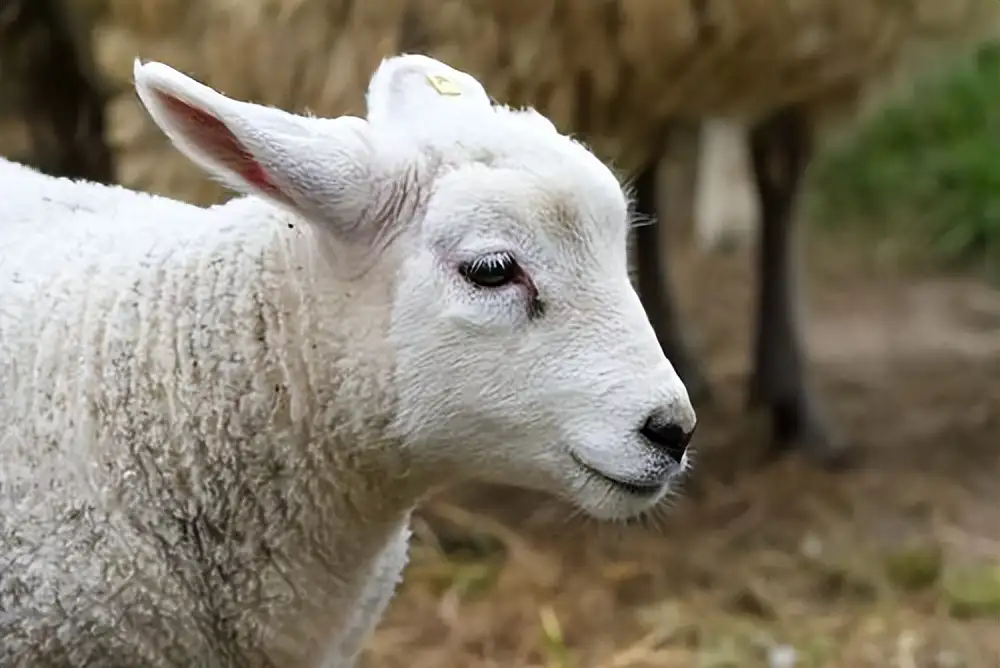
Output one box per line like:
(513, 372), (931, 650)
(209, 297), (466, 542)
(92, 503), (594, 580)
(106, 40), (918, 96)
(426, 74), (462, 96)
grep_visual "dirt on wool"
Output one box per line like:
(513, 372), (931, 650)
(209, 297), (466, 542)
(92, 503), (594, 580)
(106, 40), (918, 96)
(362, 233), (1000, 668)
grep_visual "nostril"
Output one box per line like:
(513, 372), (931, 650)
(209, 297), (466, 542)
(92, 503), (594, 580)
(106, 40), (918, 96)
(640, 416), (695, 462)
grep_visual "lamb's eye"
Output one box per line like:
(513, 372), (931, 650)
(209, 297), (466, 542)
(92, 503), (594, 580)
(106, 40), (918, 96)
(459, 252), (519, 288)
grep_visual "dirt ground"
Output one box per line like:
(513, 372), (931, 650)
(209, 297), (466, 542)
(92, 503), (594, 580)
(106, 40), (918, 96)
(360, 231), (1000, 668)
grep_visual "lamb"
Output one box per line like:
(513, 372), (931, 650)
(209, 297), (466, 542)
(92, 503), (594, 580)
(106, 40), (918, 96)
(79, 0), (1000, 465)
(0, 54), (697, 667)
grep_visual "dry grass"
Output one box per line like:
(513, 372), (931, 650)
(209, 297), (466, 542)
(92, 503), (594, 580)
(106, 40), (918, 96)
(369, 470), (1000, 668)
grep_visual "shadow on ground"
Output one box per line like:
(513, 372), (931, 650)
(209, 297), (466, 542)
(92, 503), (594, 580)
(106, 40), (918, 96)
(363, 232), (1000, 668)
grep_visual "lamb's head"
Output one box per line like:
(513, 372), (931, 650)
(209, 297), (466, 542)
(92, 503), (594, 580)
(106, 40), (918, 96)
(132, 54), (696, 522)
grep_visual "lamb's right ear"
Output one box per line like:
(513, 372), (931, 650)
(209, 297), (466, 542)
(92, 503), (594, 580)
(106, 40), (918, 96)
(365, 54), (494, 139)
(133, 60), (388, 247)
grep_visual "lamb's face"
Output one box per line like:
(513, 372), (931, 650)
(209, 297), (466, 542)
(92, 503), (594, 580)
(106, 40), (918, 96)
(389, 122), (696, 521)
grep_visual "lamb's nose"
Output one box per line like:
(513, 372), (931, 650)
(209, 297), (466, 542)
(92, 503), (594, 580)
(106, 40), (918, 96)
(639, 411), (696, 462)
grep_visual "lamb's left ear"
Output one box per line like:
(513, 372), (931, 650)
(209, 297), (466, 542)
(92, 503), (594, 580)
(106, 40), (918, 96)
(133, 60), (379, 242)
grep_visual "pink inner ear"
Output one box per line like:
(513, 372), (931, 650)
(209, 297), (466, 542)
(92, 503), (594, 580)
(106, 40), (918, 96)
(154, 91), (285, 199)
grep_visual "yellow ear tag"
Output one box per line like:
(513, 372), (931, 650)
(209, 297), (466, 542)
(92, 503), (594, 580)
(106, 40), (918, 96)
(426, 74), (462, 96)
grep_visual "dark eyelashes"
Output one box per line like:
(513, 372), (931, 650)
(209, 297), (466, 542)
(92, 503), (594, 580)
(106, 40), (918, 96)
(458, 251), (519, 288)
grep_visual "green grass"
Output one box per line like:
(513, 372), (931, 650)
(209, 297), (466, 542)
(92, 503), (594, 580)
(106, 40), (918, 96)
(808, 41), (1000, 279)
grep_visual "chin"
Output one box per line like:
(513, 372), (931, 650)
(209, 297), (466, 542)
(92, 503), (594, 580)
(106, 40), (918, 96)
(573, 483), (673, 522)
(561, 451), (690, 522)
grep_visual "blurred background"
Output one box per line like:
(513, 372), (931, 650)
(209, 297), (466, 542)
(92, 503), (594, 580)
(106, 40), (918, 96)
(2, 1), (999, 666)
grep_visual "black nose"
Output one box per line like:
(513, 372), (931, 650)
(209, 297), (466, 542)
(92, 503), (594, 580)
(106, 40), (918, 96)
(639, 414), (695, 462)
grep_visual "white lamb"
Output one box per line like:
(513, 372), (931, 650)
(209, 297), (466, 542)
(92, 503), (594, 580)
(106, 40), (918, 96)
(0, 54), (697, 667)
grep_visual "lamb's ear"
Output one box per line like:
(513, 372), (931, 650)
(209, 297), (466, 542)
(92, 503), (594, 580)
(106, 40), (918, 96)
(365, 54), (494, 134)
(133, 60), (379, 240)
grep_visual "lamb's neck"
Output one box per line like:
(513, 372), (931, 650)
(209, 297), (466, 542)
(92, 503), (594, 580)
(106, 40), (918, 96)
(205, 196), (429, 522)
(247, 210), (424, 662)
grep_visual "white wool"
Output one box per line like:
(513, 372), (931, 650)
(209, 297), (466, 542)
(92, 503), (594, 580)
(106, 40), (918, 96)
(0, 54), (696, 667)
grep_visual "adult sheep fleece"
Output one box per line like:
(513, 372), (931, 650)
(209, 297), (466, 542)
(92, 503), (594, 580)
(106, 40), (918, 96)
(0, 54), (697, 666)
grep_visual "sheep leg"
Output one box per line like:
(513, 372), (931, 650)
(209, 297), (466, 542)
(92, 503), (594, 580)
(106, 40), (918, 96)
(747, 107), (847, 466)
(694, 117), (758, 251)
(633, 164), (711, 402)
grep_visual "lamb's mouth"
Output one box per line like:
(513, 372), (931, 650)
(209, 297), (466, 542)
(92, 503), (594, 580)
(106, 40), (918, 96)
(571, 453), (665, 498)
